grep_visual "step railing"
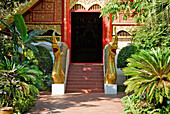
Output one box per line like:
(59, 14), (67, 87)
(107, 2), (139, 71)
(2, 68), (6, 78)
(64, 49), (70, 91)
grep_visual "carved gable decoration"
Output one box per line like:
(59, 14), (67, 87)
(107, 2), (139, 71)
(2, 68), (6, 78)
(70, 0), (78, 10)
(70, 0), (106, 10)
(24, 0), (63, 24)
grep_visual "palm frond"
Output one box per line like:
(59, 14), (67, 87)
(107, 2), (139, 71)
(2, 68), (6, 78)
(123, 47), (170, 104)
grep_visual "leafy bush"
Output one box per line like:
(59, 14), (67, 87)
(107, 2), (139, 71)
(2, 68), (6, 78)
(0, 57), (42, 113)
(34, 46), (53, 74)
(117, 45), (137, 68)
(122, 94), (170, 114)
(35, 74), (52, 91)
(25, 45), (53, 74)
(122, 47), (170, 113)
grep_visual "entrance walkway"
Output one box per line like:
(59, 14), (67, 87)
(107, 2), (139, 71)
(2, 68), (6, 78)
(26, 92), (125, 114)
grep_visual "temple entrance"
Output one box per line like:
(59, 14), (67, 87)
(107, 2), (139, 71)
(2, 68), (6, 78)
(71, 12), (103, 63)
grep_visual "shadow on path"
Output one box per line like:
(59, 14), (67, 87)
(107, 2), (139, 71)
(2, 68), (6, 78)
(26, 92), (126, 114)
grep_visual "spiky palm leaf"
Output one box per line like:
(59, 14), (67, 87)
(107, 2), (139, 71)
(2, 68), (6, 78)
(123, 47), (170, 104)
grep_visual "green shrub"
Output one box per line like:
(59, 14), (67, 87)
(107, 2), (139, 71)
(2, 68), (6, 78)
(0, 57), (42, 113)
(25, 45), (53, 74)
(35, 74), (52, 91)
(117, 45), (137, 68)
(35, 45), (53, 74)
(122, 94), (170, 114)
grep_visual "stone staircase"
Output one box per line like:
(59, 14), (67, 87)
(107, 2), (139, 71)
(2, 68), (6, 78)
(66, 64), (104, 93)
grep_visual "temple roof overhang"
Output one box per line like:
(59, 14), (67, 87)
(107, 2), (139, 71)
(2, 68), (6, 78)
(0, 0), (40, 30)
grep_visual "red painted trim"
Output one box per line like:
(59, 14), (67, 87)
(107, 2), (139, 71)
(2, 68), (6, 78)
(61, 0), (64, 42)
(109, 13), (113, 42)
(69, 10), (71, 63)
(69, 10), (106, 64)
(103, 16), (108, 45)
(71, 63), (103, 65)
(66, 0), (70, 44)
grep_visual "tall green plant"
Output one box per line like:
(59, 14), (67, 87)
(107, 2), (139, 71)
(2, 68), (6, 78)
(0, 14), (52, 62)
(123, 47), (170, 104)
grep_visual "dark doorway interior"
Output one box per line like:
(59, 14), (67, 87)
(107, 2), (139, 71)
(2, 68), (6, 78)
(71, 12), (103, 63)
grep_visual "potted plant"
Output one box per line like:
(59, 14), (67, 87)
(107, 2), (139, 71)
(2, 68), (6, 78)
(0, 69), (18, 114)
(0, 107), (13, 114)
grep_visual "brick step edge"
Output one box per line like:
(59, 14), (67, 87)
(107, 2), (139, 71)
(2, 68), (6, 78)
(68, 68), (103, 71)
(68, 74), (104, 78)
(69, 65), (103, 67)
(67, 82), (104, 86)
(67, 79), (104, 82)
(66, 89), (104, 93)
(66, 86), (104, 88)
(68, 73), (104, 75)
(67, 76), (104, 80)
(67, 82), (104, 85)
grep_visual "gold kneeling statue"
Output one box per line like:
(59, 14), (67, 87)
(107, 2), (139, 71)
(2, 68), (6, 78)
(105, 28), (118, 84)
(51, 31), (65, 84)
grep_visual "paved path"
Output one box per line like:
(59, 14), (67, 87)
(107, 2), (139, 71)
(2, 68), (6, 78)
(26, 92), (125, 114)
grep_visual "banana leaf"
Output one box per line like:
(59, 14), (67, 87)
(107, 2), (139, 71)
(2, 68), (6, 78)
(14, 14), (27, 41)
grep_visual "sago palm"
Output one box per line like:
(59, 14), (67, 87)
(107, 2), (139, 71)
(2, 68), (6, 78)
(123, 47), (170, 104)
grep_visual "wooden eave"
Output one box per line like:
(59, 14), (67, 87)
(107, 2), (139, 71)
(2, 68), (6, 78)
(0, 0), (40, 30)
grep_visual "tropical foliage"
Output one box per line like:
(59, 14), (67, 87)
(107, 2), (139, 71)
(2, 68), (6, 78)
(0, 13), (52, 112)
(0, 14), (52, 62)
(101, 1), (169, 112)
(122, 94), (170, 114)
(100, 0), (170, 50)
(122, 48), (170, 113)
(25, 45), (53, 74)
(0, 57), (42, 113)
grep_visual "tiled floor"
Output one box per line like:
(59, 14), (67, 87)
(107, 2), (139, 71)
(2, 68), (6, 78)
(26, 92), (126, 114)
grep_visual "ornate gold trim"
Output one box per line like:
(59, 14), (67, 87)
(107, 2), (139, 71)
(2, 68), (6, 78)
(32, 11), (54, 13)
(69, 0), (78, 10)
(70, 0), (106, 10)
(0, 0), (40, 30)
(26, 24), (61, 35)
(35, 36), (61, 42)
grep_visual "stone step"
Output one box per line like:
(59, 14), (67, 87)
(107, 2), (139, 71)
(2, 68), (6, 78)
(66, 85), (104, 89)
(66, 89), (104, 93)
(68, 68), (103, 71)
(69, 65), (103, 68)
(67, 81), (103, 85)
(67, 78), (104, 82)
(66, 64), (104, 93)
(68, 72), (104, 75)
(67, 76), (103, 80)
